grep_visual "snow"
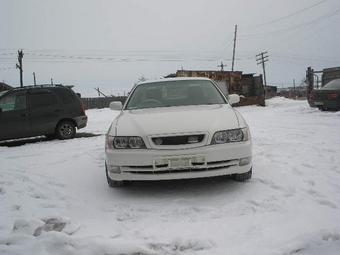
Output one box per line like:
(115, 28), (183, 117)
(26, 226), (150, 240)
(1, 97), (340, 255)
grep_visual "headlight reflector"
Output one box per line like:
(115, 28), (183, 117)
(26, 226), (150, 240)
(213, 131), (228, 144)
(114, 137), (129, 149)
(212, 128), (249, 144)
(129, 137), (144, 148)
(107, 136), (146, 149)
(228, 129), (244, 142)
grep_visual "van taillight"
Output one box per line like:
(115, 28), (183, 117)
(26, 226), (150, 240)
(81, 103), (86, 114)
(327, 93), (339, 99)
(309, 94), (316, 99)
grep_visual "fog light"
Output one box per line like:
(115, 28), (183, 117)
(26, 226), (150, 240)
(239, 157), (252, 166)
(107, 165), (121, 174)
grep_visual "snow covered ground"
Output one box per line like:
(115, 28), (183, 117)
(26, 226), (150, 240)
(0, 97), (340, 255)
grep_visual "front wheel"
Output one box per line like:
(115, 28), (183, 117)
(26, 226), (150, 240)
(232, 168), (252, 182)
(56, 121), (76, 140)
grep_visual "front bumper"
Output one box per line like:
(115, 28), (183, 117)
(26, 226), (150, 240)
(105, 141), (252, 181)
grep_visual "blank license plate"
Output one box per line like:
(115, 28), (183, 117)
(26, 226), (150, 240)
(153, 154), (206, 171)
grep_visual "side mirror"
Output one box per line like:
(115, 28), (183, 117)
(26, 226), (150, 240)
(227, 94), (240, 105)
(109, 101), (123, 111)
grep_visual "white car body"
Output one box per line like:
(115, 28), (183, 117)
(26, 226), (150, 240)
(105, 77), (252, 186)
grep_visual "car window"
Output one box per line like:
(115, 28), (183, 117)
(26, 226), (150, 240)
(321, 79), (340, 90)
(0, 92), (27, 112)
(29, 92), (58, 109)
(125, 80), (226, 110)
(53, 88), (76, 104)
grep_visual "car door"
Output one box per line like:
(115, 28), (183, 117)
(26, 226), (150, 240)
(0, 91), (32, 140)
(28, 90), (63, 135)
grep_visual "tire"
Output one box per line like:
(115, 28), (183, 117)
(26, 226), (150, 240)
(232, 168), (252, 182)
(105, 164), (126, 188)
(56, 121), (76, 140)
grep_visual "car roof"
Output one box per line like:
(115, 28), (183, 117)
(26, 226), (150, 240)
(136, 77), (213, 86)
(2, 85), (68, 94)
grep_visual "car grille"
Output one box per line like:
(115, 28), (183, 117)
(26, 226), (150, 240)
(151, 134), (205, 146)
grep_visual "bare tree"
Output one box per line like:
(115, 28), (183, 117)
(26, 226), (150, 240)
(135, 75), (147, 85)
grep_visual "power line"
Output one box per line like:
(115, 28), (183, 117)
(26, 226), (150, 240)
(0, 67), (16, 71)
(238, 6), (340, 40)
(24, 51), (236, 64)
(238, 5), (340, 61)
(239, 0), (327, 31)
(272, 54), (340, 63)
(268, 15), (340, 53)
(0, 53), (17, 56)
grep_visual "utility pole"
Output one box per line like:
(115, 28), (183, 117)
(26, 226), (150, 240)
(33, 72), (36, 86)
(217, 62), (225, 71)
(94, 87), (108, 97)
(16, 50), (24, 87)
(256, 51), (269, 100)
(306, 67), (314, 96)
(231, 25), (237, 72)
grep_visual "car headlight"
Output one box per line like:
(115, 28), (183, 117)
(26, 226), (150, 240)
(211, 128), (249, 144)
(107, 136), (146, 149)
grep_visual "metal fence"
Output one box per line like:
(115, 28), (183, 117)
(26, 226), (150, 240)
(81, 97), (127, 110)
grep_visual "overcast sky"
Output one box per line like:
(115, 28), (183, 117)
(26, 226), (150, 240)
(1, 0), (340, 95)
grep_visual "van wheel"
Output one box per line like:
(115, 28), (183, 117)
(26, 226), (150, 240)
(56, 121), (76, 140)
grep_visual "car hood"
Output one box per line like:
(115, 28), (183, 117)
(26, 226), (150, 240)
(110, 104), (240, 137)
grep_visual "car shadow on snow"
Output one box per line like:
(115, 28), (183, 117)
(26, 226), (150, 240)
(109, 176), (251, 198)
(0, 133), (101, 147)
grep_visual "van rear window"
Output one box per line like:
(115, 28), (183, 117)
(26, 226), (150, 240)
(53, 89), (75, 104)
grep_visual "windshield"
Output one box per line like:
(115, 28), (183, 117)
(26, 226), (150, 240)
(320, 78), (340, 90)
(125, 80), (227, 110)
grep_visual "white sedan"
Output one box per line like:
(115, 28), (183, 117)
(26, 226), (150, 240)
(105, 77), (252, 187)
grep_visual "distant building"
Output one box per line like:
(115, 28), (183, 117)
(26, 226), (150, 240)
(277, 86), (307, 99)
(0, 82), (12, 92)
(322, 66), (340, 86)
(306, 66), (340, 94)
(265, 85), (278, 99)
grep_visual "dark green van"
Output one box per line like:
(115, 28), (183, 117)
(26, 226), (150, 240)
(0, 85), (88, 141)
